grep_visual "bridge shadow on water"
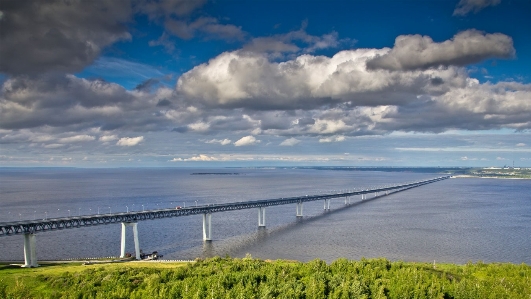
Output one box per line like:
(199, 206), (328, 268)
(198, 188), (412, 259)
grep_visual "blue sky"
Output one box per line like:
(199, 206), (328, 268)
(1, 0), (530, 167)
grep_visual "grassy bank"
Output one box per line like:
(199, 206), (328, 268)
(1, 257), (529, 298)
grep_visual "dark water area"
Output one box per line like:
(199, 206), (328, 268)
(1, 168), (530, 264)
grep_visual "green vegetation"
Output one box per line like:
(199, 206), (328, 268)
(297, 166), (531, 179)
(1, 257), (530, 298)
(462, 167), (531, 179)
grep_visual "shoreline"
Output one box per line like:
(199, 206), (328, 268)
(452, 175), (531, 179)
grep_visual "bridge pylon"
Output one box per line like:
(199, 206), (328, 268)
(324, 198), (331, 210)
(22, 233), (38, 267)
(258, 207), (266, 227)
(296, 202), (303, 217)
(203, 213), (212, 241)
(120, 222), (140, 260)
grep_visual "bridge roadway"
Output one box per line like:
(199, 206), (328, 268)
(0, 176), (449, 267)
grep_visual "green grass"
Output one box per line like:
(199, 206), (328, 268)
(0, 257), (529, 298)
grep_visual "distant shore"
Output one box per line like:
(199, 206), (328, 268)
(452, 175), (531, 179)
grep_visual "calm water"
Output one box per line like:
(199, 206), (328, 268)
(0, 168), (529, 264)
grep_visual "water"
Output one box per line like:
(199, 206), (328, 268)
(0, 168), (530, 264)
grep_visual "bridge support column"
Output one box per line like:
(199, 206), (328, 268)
(324, 199), (330, 210)
(120, 222), (140, 260)
(22, 233), (38, 268)
(203, 213), (212, 241)
(258, 207), (266, 227)
(296, 202), (303, 217)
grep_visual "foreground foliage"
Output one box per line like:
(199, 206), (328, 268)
(1, 257), (529, 298)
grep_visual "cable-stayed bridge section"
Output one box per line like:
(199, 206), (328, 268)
(0, 176), (449, 267)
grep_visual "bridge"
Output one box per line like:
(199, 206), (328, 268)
(0, 176), (449, 267)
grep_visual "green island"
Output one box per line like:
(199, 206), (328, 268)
(1, 257), (529, 298)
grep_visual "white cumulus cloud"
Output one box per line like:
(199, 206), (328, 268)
(319, 135), (346, 143)
(205, 138), (232, 145)
(279, 137), (301, 146)
(99, 135), (118, 142)
(117, 136), (144, 146)
(234, 135), (260, 146)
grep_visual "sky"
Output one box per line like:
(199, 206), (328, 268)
(0, 0), (530, 168)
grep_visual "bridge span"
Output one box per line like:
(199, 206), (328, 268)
(0, 176), (449, 267)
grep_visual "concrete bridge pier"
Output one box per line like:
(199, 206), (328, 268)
(22, 233), (38, 268)
(203, 213), (212, 241)
(258, 207), (266, 227)
(120, 222), (140, 260)
(324, 199), (331, 210)
(296, 202), (303, 217)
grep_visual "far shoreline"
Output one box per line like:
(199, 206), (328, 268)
(452, 175), (531, 180)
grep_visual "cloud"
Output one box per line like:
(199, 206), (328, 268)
(168, 153), (386, 163)
(460, 156), (478, 161)
(0, 74), (176, 131)
(234, 135), (260, 146)
(309, 119), (350, 135)
(516, 143), (526, 147)
(396, 146), (531, 152)
(243, 37), (300, 55)
(83, 57), (167, 88)
(188, 122), (210, 132)
(136, 0), (206, 19)
(137, 0), (243, 43)
(0, 0), (132, 75)
(116, 136), (144, 146)
(241, 26), (349, 58)
(43, 144), (65, 149)
(1, 22), (530, 147)
(175, 30), (530, 136)
(171, 154), (217, 162)
(319, 135), (346, 143)
(58, 135), (95, 143)
(366, 30), (514, 71)
(453, 0), (501, 16)
(279, 138), (301, 146)
(165, 16), (246, 41)
(383, 81), (531, 132)
(148, 32), (175, 53)
(177, 48), (412, 109)
(100, 135), (118, 142)
(178, 43), (488, 111)
(205, 138), (232, 145)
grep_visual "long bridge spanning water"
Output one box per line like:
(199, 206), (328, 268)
(0, 176), (449, 267)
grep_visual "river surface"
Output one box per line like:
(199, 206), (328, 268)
(1, 167), (529, 264)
